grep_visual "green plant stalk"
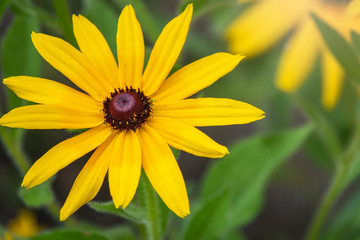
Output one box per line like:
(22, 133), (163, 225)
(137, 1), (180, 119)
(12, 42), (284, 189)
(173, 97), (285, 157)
(292, 93), (342, 162)
(305, 107), (360, 240)
(304, 164), (346, 240)
(138, 173), (162, 240)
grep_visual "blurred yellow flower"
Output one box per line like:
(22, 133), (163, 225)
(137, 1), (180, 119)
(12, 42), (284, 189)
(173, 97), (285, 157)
(7, 209), (42, 237)
(226, 0), (360, 109)
(347, 0), (360, 17)
(0, 4), (264, 220)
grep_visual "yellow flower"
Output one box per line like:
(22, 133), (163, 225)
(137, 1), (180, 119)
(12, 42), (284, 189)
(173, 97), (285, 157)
(347, 0), (360, 17)
(226, 0), (360, 109)
(8, 209), (42, 237)
(0, 4), (264, 220)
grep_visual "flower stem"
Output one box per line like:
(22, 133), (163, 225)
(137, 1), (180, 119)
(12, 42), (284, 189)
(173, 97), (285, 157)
(304, 165), (346, 240)
(292, 94), (342, 161)
(304, 105), (360, 240)
(138, 173), (162, 240)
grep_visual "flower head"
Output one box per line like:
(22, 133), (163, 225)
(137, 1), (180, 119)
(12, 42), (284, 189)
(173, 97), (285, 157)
(0, 4), (264, 220)
(7, 209), (43, 237)
(226, 0), (360, 109)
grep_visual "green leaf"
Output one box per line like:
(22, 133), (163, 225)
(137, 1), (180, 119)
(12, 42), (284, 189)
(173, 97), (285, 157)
(312, 14), (360, 81)
(179, 0), (238, 20)
(1, 13), (40, 110)
(100, 226), (137, 240)
(185, 125), (312, 239)
(0, 0), (11, 19)
(183, 190), (231, 240)
(351, 31), (360, 54)
(18, 180), (54, 208)
(320, 190), (360, 240)
(88, 201), (147, 224)
(31, 230), (109, 240)
(54, 0), (77, 47)
(9, 0), (37, 18)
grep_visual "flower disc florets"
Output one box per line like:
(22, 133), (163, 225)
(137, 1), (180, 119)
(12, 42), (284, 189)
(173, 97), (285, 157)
(103, 87), (152, 131)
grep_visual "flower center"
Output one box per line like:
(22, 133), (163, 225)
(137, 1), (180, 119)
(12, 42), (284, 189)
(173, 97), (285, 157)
(103, 87), (152, 131)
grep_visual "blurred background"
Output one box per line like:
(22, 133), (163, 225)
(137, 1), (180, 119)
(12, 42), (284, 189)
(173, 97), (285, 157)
(1, 0), (359, 239)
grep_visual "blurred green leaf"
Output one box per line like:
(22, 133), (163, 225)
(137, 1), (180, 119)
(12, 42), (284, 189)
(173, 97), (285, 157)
(9, 0), (37, 18)
(18, 181), (54, 208)
(351, 31), (360, 54)
(312, 14), (360, 81)
(31, 230), (108, 240)
(83, 0), (118, 54)
(1, 13), (40, 109)
(188, 125), (312, 239)
(320, 190), (360, 240)
(54, 0), (77, 47)
(89, 201), (147, 224)
(0, 0), (11, 18)
(55, 224), (136, 240)
(183, 190), (231, 240)
(100, 226), (137, 240)
(179, 0), (237, 20)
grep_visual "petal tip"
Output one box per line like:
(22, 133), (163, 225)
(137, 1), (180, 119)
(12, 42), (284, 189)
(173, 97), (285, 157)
(59, 208), (68, 221)
(183, 3), (193, 17)
(235, 53), (246, 61)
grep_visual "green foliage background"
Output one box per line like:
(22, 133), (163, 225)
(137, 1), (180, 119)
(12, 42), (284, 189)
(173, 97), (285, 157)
(1, 0), (360, 240)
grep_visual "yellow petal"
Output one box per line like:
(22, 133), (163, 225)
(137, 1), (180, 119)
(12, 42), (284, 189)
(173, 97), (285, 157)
(73, 15), (118, 88)
(31, 33), (112, 101)
(109, 130), (141, 208)
(22, 124), (111, 188)
(3, 76), (102, 110)
(117, 5), (145, 88)
(148, 117), (228, 158)
(151, 53), (244, 102)
(321, 47), (344, 109)
(137, 124), (189, 217)
(60, 132), (116, 221)
(154, 98), (264, 126)
(347, 0), (360, 17)
(142, 4), (193, 95)
(276, 18), (319, 92)
(0, 104), (103, 129)
(226, 0), (313, 57)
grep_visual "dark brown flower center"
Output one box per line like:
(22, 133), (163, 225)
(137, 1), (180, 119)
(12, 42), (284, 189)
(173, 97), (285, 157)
(103, 87), (152, 131)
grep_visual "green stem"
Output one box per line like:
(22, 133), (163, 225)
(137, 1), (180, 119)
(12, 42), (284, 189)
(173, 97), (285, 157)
(138, 173), (162, 240)
(304, 106), (360, 240)
(292, 93), (342, 162)
(304, 165), (346, 240)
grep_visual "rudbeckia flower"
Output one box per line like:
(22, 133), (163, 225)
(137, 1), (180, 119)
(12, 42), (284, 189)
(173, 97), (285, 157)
(8, 209), (43, 237)
(226, 0), (360, 109)
(347, 0), (360, 17)
(0, 4), (264, 220)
